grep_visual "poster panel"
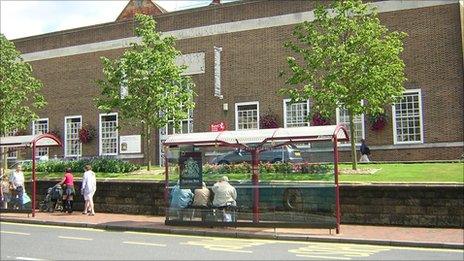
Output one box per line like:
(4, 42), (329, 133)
(179, 151), (203, 189)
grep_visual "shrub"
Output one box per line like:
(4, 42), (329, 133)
(22, 157), (140, 173)
(273, 162), (293, 174)
(259, 162), (275, 173)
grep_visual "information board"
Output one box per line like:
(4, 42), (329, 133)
(178, 151), (203, 189)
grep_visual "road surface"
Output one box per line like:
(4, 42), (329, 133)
(1, 222), (462, 260)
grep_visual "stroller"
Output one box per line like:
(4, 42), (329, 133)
(39, 184), (63, 212)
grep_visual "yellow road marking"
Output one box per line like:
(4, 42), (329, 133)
(58, 236), (93, 241)
(289, 244), (391, 259)
(1, 230), (31, 236)
(123, 241), (166, 247)
(15, 257), (47, 261)
(296, 254), (351, 260)
(123, 230), (464, 252)
(1, 222), (104, 232)
(180, 238), (270, 253)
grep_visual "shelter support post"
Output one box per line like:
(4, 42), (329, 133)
(164, 147), (169, 219)
(32, 143), (36, 217)
(333, 136), (340, 234)
(251, 149), (260, 223)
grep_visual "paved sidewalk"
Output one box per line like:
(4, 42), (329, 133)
(1, 212), (463, 249)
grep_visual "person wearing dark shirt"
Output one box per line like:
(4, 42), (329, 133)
(359, 139), (371, 162)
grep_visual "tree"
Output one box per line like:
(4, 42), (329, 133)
(96, 14), (195, 170)
(0, 33), (46, 170)
(280, 0), (407, 170)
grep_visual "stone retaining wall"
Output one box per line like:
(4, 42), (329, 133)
(25, 181), (463, 227)
(340, 184), (463, 227)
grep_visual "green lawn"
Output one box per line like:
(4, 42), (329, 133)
(23, 163), (463, 183)
(339, 163), (463, 183)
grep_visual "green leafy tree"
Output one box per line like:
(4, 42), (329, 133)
(280, 0), (407, 169)
(96, 14), (195, 170)
(0, 33), (46, 169)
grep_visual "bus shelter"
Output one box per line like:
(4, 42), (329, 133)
(0, 133), (62, 217)
(163, 124), (349, 233)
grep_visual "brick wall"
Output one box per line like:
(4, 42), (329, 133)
(10, 2), (463, 164)
(25, 181), (464, 228)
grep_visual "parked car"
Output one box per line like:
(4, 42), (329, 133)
(210, 145), (304, 164)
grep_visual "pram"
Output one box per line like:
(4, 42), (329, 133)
(39, 184), (63, 212)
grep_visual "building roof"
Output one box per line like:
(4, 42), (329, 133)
(116, 0), (167, 21)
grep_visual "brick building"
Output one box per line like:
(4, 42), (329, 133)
(7, 0), (464, 164)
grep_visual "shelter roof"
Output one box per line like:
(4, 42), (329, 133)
(164, 124), (349, 147)
(0, 134), (61, 148)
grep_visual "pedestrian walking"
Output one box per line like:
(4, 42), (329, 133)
(359, 139), (371, 162)
(9, 165), (25, 210)
(57, 168), (75, 213)
(1, 170), (11, 209)
(81, 165), (96, 216)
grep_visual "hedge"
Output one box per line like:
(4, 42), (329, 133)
(203, 162), (333, 175)
(21, 157), (140, 173)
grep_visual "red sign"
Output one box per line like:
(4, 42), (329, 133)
(210, 122), (226, 132)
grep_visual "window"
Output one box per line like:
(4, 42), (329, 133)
(159, 110), (193, 165)
(99, 113), (118, 155)
(162, 110), (193, 136)
(336, 107), (365, 145)
(5, 129), (17, 159)
(392, 89), (423, 144)
(33, 118), (49, 158)
(235, 102), (259, 130)
(120, 70), (128, 99)
(65, 116), (82, 157)
(283, 99), (310, 128)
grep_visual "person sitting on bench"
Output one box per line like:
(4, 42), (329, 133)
(170, 181), (193, 220)
(192, 182), (211, 221)
(212, 176), (237, 222)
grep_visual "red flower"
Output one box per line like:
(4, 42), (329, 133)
(78, 125), (95, 144)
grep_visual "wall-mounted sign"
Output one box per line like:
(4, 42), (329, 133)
(120, 135), (141, 154)
(179, 151), (202, 189)
(210, 122), (226, 132)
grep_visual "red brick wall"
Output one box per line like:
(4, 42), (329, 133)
(12, 2), (463, 164)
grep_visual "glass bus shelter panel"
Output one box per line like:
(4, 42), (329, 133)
(234, 183), (336, 227)
(165, 182), (336, 227)
(165, 141), (337, 228)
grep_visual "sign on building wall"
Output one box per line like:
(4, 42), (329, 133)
(120, 135), (141, 154)
(210, 122), (226, 132)
(179, 151), (203, 189)
(175, 52), (205, 76)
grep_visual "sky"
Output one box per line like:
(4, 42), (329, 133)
(0, 0), (227, 40)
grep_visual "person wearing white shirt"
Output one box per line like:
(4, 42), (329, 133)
(81, 165), (97, 216)
(9, 165), (25, 209)
(212, 176), (237, 222)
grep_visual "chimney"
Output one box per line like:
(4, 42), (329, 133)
(210, 0), (221, 5)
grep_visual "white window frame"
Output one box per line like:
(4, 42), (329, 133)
(99, 113), (119, 156)
(64, 115), (82, 158)
(5, 129), (18, 159)
(336, 106), (365, 146)
(32, 118), (49, 158)
(283, 99), (310, 128)
(235, 101), (260, 130)
(159, 110), (193, 165)
(392, 89), (424, 145)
